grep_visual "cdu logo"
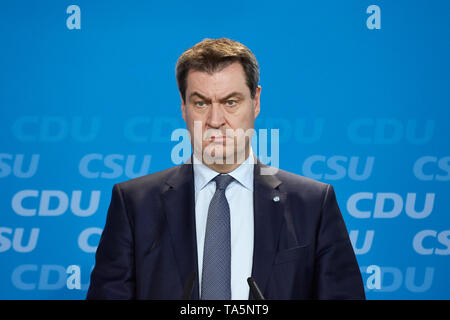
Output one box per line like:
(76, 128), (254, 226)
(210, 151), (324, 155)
(12, 190), (101, 217)
(347, 119), (434, 145)
(349, 230), (375, 255)
(347, 192), (435, 219)
(11, 264), (92, 291)
(11, 116), (101, 143)
(124, 116), (184, 143)
(257, 118), (325, 144)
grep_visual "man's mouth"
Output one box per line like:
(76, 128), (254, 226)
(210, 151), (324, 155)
(211, 135), (226, 142)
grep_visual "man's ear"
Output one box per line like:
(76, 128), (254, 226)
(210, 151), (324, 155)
(253, 85), (261, 119)
(180, 92), (186, 122)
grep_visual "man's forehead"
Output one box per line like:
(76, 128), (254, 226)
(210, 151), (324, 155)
(185, 62), (249, 98)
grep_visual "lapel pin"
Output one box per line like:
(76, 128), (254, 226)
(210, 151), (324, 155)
(273, 196), (280, 202)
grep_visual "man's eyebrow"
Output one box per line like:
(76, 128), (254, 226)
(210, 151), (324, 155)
(219, 92), (245, 102)
(189, 92), (211, 103)
(188, 91), (245, 103)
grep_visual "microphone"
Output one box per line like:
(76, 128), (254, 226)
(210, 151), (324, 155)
(247, 277), (265, 300)
(181, 271), (197, 300)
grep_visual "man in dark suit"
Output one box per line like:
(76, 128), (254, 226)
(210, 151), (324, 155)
(87, 38), (365, 300)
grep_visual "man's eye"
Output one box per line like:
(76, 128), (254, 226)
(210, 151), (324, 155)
(194, 101), (207, 107)
(225, 100), (237, 107)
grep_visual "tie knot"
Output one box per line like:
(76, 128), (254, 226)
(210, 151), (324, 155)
(214, 174), (234, 190)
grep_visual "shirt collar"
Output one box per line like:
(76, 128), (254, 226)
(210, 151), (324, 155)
(193, 148), (255, 193)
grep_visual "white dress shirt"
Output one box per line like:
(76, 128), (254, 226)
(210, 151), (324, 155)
(193, 150), (255, 300)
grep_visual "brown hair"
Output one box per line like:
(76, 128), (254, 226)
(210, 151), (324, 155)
(175, 38), (259, 103)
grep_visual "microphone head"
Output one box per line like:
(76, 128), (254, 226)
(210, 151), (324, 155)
(182, 271), (197, 300)
(247, 277), (265, 300)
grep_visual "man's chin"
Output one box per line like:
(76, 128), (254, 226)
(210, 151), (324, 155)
(200, 146), (248, 166)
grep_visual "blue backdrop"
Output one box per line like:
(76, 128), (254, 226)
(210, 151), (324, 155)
(1, 0), (449, 300)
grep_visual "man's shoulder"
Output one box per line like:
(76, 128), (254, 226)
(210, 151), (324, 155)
(275, 167), (328, 187)
(115, 164), (184, 194)
(272, 166), (330, 198)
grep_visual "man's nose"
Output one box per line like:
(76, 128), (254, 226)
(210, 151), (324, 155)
(206, 103), (226, 128)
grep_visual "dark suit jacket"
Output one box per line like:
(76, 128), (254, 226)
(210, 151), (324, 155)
(86, 160), (365, 300)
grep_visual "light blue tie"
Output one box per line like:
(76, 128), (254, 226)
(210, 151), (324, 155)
(201, 174), (234, 300)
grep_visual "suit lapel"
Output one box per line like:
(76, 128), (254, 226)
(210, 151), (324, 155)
(161, 163), (199, 299)
(251, 160), (285, 298)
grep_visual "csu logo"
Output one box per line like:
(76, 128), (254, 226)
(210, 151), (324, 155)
(0, 154), (39, 178)
(413, 156), (450, 181)
(78, 154), (152, 179)
(0, 228), (39, 253)
(413, 230), (450, 255)
(302, 155), (374, 181)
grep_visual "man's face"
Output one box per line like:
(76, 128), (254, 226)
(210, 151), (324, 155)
(181, 62), (261, 166)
